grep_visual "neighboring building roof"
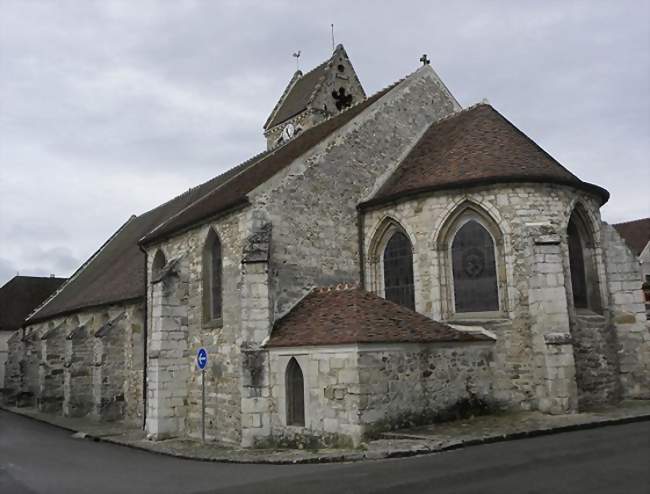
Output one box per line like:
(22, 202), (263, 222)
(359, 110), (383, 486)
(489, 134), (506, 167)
(267, 286), (492, 347)
(0, 276), (66, 331)
(613, 218), (650, 256)
(30, 77), (404, 323)
(361, 103), (609, 209)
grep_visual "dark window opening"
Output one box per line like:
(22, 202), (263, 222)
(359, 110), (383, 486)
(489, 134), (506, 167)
(568, 218), (588, 309)
(331, 87), (353, 110)
(337, 64), (345, 72)
(286, 358), (305, 426)
(452, 220), (499, 312)
(383, 231), (415, 310)
(203, 230), (222, 323)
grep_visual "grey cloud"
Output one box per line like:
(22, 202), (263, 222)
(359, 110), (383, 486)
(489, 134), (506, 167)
(1, 0), (648, 287)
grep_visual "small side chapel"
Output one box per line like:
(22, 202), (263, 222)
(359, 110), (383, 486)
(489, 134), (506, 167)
(5, 45), (648, 449)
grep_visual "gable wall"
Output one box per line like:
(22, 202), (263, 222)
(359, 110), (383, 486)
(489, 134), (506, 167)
(251, 67), (460, 320)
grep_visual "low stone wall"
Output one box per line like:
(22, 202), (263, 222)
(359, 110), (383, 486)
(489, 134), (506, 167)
(602, 223), (650, 398)
(357, 342), (496, 434)
(570, 314), (621, 408)
(267, 341), (495, 447)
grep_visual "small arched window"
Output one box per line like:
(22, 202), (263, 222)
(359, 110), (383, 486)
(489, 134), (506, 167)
(285, 357), (305, 426)
(451, 220), (499, 313)
(203, 229), (222, 324)
(151, 249), (166, 282)
(383, 231), (415, 310)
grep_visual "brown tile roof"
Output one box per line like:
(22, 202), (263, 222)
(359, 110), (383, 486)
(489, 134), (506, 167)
(0, 276), (66, 331)
(361, 104), (609, 209)
(267, 286), (492, 347)
(613, 218), (650, 256)
(31, 79), (402, 322)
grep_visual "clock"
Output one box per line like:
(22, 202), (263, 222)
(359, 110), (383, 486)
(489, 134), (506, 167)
(281, 123), (295, 141)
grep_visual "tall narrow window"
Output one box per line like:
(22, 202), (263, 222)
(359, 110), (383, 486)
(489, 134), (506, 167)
(451, 220), (499, 312)
(568, 218), (588, 308)
(383, 231), (415, 310)
(203, 229), (222, 323)
(566, 209), (601, 312)
(286, 358), (305, 426)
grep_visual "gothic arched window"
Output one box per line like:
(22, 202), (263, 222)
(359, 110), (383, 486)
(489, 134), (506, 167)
(151, 249), (166, 282)
(567, 208), (602, 312)
(383, 231), (415, 310)
(202, 229), (222, 324)
(451, 220), (499, 313)
(286, 358), (305, 426)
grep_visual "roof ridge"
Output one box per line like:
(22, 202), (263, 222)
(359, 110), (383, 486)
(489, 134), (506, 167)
(313, 282), (359, 293)
(613, 217), (650, 226)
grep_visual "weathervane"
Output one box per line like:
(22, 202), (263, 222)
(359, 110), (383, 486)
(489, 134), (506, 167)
(292, 50), (301, 71)
(420, 54), (430, 66)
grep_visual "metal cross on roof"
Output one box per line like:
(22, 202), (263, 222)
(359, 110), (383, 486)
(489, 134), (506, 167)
(420, 54), (430, 65)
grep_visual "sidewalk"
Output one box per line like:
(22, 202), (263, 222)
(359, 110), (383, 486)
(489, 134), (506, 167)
(2, 400), (649, 464)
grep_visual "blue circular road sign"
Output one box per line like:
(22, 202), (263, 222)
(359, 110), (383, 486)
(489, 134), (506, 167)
(196, 347), (208, 370)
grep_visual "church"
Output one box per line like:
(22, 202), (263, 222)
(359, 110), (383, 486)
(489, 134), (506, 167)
(4, 45), (648, 448)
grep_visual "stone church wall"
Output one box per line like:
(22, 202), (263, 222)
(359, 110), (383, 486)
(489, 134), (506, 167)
(145, 209), (247, 444)
(251, 67), (460, 320)
(602, 223), (650, 398)
(362, 183), (607, 412)
(356, 342), (495, 433)
(3, 301), (145, 424)
(266, 341), (495, 447)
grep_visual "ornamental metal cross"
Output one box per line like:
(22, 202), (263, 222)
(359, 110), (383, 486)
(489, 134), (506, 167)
(420, 54), (430, 65)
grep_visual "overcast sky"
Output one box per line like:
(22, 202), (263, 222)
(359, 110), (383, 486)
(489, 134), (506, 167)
(1, 0), (648, 286)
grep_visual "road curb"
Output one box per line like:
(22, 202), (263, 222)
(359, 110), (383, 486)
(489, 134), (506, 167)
(2, 404), (649, 464)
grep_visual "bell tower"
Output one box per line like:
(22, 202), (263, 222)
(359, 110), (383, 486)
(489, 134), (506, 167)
(263, 44), (366, 149)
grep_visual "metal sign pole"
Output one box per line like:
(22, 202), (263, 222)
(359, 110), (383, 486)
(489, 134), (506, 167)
(201, 368), (206, 443)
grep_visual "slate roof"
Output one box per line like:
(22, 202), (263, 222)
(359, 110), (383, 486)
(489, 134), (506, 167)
(264, 60), (330, 129)
(267, 286), (492, 347)
(361, 104), (609, 209)
(30, 79), (402, 323)
(0, 276), (66, 331)
(613, 218), (650, 256)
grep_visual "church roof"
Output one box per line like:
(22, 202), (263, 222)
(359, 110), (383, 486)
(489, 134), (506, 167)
(613, 218), (650, 256)
(29, 77), (403, 323)
(267, 286), (492, 347)
(0, 276), (66, 331)
(361, 103), (609, 209)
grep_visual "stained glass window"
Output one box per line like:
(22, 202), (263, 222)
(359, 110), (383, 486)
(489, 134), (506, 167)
(451, 220), (499, 312)
(383, 231), (415, 310)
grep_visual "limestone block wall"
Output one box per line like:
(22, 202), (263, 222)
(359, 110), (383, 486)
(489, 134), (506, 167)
(3, 330), (24, 400)
(0, 331), (12, 390)
(362, 184), (606, 412)
(38, 320), (66, 413)
(63, 317), (95, 417)
(251, 67), (460, 320)
(145, 209), (247, 444)
(356, 342), (495, 433)
(23, 325), (44, 405)
(267, 347), (363, 447)
(602, 223), (650, 398)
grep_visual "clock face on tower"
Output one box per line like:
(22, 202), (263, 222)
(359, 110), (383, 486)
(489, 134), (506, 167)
(281, 123), (295, 141)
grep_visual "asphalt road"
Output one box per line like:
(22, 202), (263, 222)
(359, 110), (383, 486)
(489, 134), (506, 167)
(1, 410), (648, 494)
